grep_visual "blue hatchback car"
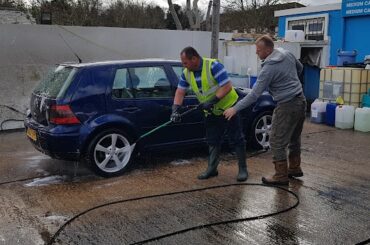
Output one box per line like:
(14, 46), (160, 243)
(24, 60), (275, 177)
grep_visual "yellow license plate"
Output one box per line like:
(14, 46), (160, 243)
(26, 128), (37, 141)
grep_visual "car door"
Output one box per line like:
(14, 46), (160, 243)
(108, 63), (205, 149)
(123, 63), (185, 148)
(107, 66), (140, 131)
(169, 64), (206, 142)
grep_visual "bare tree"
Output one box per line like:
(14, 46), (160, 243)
(167, 0), (205, 31)
(205, 0), (212, 31)
(221, 0), (291, 33)
(29, 0), (166, 28)
(224, 0), (280, 10)
(223, 0), (248, 11)
(185, 0), (201, 30)
(167, 0), (183, 30)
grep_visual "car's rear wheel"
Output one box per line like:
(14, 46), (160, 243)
(85, 129), (134, 177)
(249, 111), (273, 149)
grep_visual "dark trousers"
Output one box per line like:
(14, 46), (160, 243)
(270, 95), (306, 162)
(205, 113), (245, 148)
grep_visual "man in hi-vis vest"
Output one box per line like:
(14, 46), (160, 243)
(171, 46), (248, 182)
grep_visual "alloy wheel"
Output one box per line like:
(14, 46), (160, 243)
(254, 114), (272, 149)
(93, 133), (132, 173)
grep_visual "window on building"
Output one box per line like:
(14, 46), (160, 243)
(308, 22), (323, 32)
(292, 24), (305, 31)
(287, 17), (325, 41)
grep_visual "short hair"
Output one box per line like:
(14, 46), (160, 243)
(181, 46), (200, 59)
(256, 35), (274, 49)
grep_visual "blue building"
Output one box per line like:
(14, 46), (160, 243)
(274, 1), (370, 103)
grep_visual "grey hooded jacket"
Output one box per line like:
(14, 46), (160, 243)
(233, 48), (303, 112)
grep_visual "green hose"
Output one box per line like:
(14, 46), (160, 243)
(135, 106), (199, 144)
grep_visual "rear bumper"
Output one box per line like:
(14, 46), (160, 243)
(24, 117), (81, 161)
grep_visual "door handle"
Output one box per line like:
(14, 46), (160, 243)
(121, 106), (140, 113)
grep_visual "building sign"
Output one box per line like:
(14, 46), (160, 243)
(342, 0), (370, 17)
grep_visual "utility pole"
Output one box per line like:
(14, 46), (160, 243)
(211, 0), (220, 58)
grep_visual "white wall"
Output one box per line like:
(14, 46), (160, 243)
(0, 24), (232, 130)
(224, 42), (260, 76)
(222, 41), (302, 76)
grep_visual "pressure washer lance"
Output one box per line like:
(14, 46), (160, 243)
(128, 105), (200, 154)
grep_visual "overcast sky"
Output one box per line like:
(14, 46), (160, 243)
(150, 0), (342, 10)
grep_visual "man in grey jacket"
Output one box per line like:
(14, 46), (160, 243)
(224, 35), (306, 185)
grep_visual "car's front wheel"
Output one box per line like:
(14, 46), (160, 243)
(85, 129), (134, 177)
(249, 111), (273, 149)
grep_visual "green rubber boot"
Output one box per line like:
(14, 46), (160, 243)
(235, 145), (248, 182)
(198, 145), (220, 180)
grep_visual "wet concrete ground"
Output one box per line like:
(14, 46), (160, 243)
(0, 120), (369, 245)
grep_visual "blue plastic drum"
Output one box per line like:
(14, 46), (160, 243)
(337, 50), (357, 66)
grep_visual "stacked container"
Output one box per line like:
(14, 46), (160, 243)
(335, 105), (355, 129)
(354, 107), (370, 132)
(223, 56), (234, 74)
(325, 103), (337, 126)
(311, 100), (327, 123)
(319, 68), (370, 108)
(362, 89), (370, 108)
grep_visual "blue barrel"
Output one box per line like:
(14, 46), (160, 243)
(337, 50), (357, 66)
(326, 103), (337, 126)
(250, 76), (257, 88)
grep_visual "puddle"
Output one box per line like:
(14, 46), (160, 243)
(24, 175), (68, 187)
(43, 215), (69, 222)
(24, 155), (51, 168)
(170, 159), (191, 166)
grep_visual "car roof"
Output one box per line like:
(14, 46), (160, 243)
(60, 59), (182, 68)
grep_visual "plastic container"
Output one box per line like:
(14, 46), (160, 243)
(250, 76), (257, 88)
(319, 67), (370, 108)
(311, 100), (328, 123)
(335, 105), (355, 129)
(354, 107), (370, 132)
(363, 95), (370, 108)
(224, 56), (234, 74)
(285, 30), (305, 42)
(239, 65), (249, 76)
(337, 50), (357, 66)
(362, 89), (370, 108)
(229, 74), (250, 88)
(322, 81), (343, 100)
(325, 103), (337, 126)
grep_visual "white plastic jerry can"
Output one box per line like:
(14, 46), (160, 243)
(354, 107), (370, 132)
(335, 105), (355, 129)
(311, 100), (327, 123)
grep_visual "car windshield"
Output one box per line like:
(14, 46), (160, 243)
(33, 65), (77, 98)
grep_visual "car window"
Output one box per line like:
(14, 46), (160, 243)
(172, 65), (195, 97)
(130, 66), (172, 98)
(112, 68), (134, 99)
(33, 65), (77, 98)
(172, 66), (183, 80)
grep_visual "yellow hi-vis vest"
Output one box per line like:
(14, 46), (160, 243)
(184, 57), (238, 115)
